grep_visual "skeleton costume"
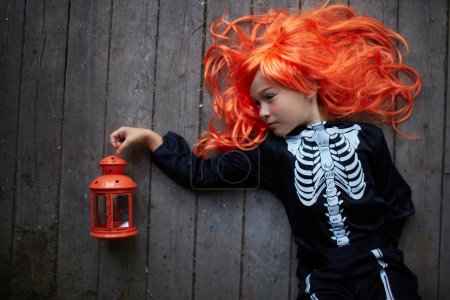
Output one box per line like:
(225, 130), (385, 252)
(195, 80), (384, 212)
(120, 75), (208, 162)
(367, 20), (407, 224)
(150, 120), (420, 299)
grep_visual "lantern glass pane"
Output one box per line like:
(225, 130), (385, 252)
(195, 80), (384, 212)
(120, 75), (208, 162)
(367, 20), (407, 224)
(112, 194), (129, 227)
(94, 195), (107, 227)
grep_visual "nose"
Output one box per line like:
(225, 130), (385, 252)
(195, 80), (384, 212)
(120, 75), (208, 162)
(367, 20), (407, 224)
(259, 102), (270, 121)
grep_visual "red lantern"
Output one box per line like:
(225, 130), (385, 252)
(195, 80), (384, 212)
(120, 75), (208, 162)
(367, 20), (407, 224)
(89, 156), (138, 239)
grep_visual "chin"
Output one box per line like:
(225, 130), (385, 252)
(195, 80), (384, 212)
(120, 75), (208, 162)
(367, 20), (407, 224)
(270, 128), (284, 137)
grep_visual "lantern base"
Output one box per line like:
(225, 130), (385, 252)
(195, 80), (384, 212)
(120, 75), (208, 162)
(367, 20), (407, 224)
(90, 227), (138, 239)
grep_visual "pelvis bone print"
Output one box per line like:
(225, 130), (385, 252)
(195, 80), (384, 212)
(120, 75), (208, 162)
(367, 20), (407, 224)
(284, 122), (366, 246)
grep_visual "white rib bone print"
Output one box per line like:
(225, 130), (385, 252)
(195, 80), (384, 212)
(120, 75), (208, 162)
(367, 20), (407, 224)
(284, 122), (366, 246)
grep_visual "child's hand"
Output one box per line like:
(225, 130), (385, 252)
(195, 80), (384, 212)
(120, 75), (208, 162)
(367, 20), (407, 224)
(110, 126), (157, 155)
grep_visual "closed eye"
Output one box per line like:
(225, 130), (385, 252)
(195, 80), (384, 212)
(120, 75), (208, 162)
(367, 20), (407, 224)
(263, 94), (277, 103)
(252, 93), (276, 107)
(265, 94), (276, 101)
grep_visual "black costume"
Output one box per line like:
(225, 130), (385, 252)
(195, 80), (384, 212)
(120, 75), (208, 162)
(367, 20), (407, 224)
(150, 121), (420, 299)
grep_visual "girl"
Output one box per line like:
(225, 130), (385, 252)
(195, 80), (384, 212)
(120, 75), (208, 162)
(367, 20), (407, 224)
(110, 4), (421, 299)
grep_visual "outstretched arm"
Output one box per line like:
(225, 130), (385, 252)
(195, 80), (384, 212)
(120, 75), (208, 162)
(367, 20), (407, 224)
(110, 126), (274, 190)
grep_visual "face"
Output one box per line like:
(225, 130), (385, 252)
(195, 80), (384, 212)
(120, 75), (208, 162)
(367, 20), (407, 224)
(249, 70), (324, 137)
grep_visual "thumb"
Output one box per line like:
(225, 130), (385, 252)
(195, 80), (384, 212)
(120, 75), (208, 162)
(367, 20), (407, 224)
(116, 139), (130, 155)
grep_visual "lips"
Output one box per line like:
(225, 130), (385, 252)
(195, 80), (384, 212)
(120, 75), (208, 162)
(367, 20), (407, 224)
(268, 122), (278, 128)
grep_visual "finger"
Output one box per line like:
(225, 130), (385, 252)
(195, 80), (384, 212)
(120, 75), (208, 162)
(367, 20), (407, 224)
(110, 132), (118, 148)
(110, 127), (126, 147)
(116, 139), (130, 155)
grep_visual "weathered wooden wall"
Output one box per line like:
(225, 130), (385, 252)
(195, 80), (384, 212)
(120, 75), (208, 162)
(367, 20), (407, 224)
(0, 0), (448, 299)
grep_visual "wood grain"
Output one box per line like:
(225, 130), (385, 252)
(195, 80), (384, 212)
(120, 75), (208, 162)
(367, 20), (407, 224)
(56, 1), (110, 298)
(147, 0), (204, 298)
(10, 1), (69, 298)
(98, 1), (158, 298)
(0, 0), (25, 297)
(397, 0), (447, 298)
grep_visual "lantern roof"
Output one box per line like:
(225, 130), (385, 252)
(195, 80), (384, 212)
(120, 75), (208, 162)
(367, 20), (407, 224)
(88, 156), (137, 190)
(89, 174), (136, 190)
(99, 155), (126, 174)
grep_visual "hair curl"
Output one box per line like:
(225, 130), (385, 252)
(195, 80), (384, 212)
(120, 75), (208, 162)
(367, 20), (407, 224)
(193, 3), (421, 159)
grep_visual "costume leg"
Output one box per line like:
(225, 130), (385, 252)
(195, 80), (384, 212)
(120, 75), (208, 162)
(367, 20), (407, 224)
(354, 248), (421, 300)
(297, 269), (356, 300)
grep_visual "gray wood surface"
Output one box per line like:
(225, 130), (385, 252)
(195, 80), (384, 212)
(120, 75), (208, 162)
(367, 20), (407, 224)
(0, 0), (25, 298)
(397, 0), (447, 298)
(245, 2), (299, 300)
(440, 5), (450, 295)
(98, 1), (158, 299)
(0, 0), (448, 299)
(56, 1), (110, 299)
(10, 1), (69, 299)
(147, 0), (204, 298)
(194, 2), (248, 299)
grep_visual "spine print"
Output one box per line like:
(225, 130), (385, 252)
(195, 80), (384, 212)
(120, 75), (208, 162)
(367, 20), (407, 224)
(312, 128), (350, 247)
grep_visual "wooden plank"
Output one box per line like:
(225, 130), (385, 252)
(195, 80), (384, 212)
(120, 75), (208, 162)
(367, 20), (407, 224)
(195, 3), (249, 299)
(0, 0), (25, 297)
(347, 1), (450, 298)
(98, 1), (158, 299)
(348, 0), (445, 297)
(300, 0), (347, 11)
(241, 2), (300, 300)
(56, 1), (111, 298)
(195, 191), (245, 299)
(440, 125), (450, 295)
(288, 3), (314, 299)
(350, 0), (399, 147)
(439, 4), (450, 298)
(147, 0), (204, 298)
(10, 0), (69, 298)
(397, 0), (447, 298)
(254, 0), (299, 13)
(286, 4), (319, 299)
(243, 191), (293, 300)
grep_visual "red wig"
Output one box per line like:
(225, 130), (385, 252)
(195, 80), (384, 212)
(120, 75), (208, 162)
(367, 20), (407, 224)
(193, 4), (421, 159)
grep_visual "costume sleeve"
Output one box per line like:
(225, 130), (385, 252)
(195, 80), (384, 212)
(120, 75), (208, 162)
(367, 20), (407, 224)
(150, 130), (274, 190)
(370, 127), (415, 247)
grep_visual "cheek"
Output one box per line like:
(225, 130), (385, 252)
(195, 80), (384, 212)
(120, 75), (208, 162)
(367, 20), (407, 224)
(289, 99), (308, 117)
(273, 101), (297, 120)
(269, 101), (284, 116)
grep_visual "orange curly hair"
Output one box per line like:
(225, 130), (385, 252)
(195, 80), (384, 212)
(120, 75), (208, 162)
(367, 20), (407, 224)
(193, 4), (421, 159)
